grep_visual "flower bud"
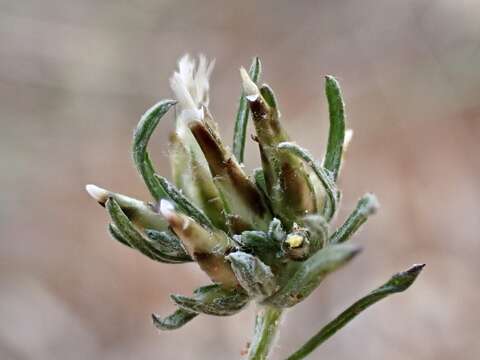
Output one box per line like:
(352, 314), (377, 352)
(169, 132), (226, 231)
(189, 120), (272, 233)
(159, 200), (238, 288)
(283, 229), (311, 261)
(240, 71), (328, 226)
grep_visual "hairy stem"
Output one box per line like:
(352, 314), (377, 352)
(247, 306), (283, 360)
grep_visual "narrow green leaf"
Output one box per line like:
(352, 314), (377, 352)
(108, 223), (133, 248)
(277, 142), (338, 221)
(330, 193), (379, 244)
(323, 76), (346, 181)
(144, 229), (191, 261)
(193, 284), (219, 296)
(171, 284), (249, 316)
(106, 198), (190, 263)
(152, 309), (198, 331)
(259, 84), (278, 109)
(226, 252), (276, 299)
(132, 100), (176, 201)
(233, 57), (262, 163)
(286, 264), (425, 360)
(154, 175), (213, 229)
(264, 244), (361, 308)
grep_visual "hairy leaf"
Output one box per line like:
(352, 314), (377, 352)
(152, 309), (198, 331)
(132, 100), (176, 201)
(264, 244), (361, 307)
(106, 198), (191, 263)
(227, 252), (277, 298)
(171, 284), (249, 316)
(323, 76), (346, 182)
(286, 264), (425, 359)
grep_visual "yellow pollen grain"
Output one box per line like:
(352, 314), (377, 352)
(286, 234), (304, 248)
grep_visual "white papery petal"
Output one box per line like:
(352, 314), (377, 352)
(170, 72), (197, 112)
(170, 54), (215, 116)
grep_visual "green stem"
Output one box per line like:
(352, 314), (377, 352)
(247, 306), (283, 360)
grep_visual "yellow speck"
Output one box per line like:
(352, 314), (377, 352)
(286, 234), (303, 248)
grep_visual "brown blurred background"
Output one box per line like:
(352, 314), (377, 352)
(1, 1), (479, 359)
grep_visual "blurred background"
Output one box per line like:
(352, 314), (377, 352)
(1, 0), (479, 359)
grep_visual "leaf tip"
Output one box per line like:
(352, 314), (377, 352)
(388, 263), (426, 292)
(151, 313), (170, 330)
(151, 313), (161, 323)
(348, 244), (363, 258)
(325, 75), (339, 86)
(360, 193), (380, 216)
(406, 263), (426, 276)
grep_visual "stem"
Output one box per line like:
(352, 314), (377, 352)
(247, 305), (283, 360)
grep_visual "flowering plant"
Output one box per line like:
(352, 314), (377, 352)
(86, 55), (424, 359)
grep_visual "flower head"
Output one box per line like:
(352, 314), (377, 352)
(85, 55), (423, 351)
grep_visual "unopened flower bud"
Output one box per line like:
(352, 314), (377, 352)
(189, 120), (272, 233)
(240, 71), (327, 225)
(159, 199), (238, 288)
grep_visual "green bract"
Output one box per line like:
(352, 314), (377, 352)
(86, 55), (423, 360)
